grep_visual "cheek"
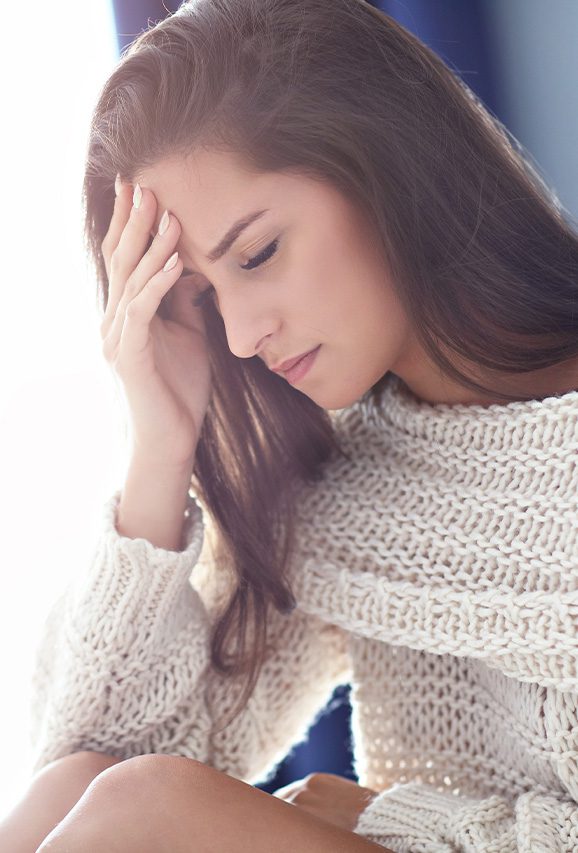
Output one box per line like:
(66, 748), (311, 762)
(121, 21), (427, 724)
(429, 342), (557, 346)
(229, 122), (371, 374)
(294, 250), (353, 316)
(287, 225), (384, 326)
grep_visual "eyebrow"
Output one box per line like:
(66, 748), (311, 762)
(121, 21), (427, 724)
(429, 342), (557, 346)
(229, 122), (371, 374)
(206, 209), (269, 263)
(153, 208), (270, 270)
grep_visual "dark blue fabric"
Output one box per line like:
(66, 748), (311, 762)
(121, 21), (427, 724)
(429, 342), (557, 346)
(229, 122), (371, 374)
(372, 0), (503, 118)
(108, 0), (502, 793)
(257, 684), (355, 794)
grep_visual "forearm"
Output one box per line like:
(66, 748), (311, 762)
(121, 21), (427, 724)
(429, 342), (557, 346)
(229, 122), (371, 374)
(30, 483), (210, 772)
(116, 452), (196, 551)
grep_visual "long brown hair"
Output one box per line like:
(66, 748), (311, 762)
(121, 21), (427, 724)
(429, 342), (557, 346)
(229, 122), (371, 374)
(83, 0), (578, 727)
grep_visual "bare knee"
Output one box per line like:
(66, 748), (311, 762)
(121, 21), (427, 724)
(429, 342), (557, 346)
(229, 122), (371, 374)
(34, 755), (203, 852)
(29, 750), (126, 805)
(0, 751), (125, 853)
(87, 753), (207, 799)
(8, 749), (124, 816)
(40, 749), (124, 777)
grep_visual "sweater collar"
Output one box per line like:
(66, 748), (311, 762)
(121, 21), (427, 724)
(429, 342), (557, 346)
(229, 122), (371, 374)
(355, 372), (578, 453)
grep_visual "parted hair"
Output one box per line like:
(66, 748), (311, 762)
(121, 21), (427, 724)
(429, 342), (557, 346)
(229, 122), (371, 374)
(83, 0), (578, 727)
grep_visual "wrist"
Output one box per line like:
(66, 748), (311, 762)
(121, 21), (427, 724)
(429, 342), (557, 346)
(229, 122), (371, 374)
(129, 444), (197, 476)
(118, 453), (197, 552)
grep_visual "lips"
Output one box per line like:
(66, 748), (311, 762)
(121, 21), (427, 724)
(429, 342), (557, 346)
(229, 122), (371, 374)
(271, 347), (320, 373)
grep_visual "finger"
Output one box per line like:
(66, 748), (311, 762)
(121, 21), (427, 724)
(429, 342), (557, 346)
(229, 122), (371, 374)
(101, 211), (181, 338)
(101, 185), (158, 334)
(100, 181), (139, 333)
(271, 780), (306, 800)
(100, 180), (133, 280)
(101, 209), (184, 342)
(102, 254), (184, 367)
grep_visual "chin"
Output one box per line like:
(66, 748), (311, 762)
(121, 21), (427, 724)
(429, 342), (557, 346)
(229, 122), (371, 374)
(306, 381), (374, 412)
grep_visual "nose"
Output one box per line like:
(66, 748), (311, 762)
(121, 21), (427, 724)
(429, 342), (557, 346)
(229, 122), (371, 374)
(218, 292), (278, 361)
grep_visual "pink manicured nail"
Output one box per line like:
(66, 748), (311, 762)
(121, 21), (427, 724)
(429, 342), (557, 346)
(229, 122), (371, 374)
(163, 251), (179, 272)
(133, 183), (142, 209)
(158, 209), (170, 236)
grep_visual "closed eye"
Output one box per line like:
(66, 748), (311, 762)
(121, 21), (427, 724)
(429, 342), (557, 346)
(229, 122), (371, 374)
(191, 238), (279, 309)
(240, 238), (279, 272)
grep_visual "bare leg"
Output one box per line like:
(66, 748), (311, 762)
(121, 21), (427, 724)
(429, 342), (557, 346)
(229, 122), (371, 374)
(36, 755), (390, 852)
(0, 751), (123, 853)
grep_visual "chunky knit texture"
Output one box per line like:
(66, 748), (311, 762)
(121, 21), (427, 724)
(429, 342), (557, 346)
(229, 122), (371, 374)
(30, 373), (578, 851)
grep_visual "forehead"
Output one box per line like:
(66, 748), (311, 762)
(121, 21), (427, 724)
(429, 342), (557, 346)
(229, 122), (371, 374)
(139, 149), (324, 242)
(141, 150), (261, 235)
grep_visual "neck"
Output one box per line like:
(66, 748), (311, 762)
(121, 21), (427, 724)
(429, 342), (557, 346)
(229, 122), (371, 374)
(392, 344), (578, 407)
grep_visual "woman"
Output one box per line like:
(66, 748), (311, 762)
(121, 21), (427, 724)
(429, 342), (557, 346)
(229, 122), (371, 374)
(3, 0), (578, 849)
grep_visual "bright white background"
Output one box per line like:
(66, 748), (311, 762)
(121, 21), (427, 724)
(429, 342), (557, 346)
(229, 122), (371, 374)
(0, 2), (126, 817)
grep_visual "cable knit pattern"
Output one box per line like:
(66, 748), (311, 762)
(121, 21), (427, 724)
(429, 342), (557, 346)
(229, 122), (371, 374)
(29, 373), (578, 851)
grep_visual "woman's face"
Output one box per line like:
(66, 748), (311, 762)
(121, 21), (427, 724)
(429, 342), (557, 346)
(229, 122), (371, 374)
(138, 147), (415, 410)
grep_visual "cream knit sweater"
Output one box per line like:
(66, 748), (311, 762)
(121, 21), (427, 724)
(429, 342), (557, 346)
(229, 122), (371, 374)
(29, 373), (578, 852)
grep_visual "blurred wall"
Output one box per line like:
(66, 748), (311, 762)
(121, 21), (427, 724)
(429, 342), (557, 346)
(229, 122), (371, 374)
(486, 0), (578, 223)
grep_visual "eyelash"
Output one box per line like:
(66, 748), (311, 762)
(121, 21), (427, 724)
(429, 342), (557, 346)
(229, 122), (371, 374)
(190, 238), (279, 308)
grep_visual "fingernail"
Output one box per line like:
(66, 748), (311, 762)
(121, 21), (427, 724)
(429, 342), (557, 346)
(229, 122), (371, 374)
(163, 251), (179, 272)
(114, 173), (122, 195)
(158, 209), (170, 236)
(133, 183), (142, 209)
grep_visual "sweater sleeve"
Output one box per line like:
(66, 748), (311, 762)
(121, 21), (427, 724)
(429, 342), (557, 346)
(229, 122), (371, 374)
(28, 489), (351, 783)
(352, 782), (578, 852)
